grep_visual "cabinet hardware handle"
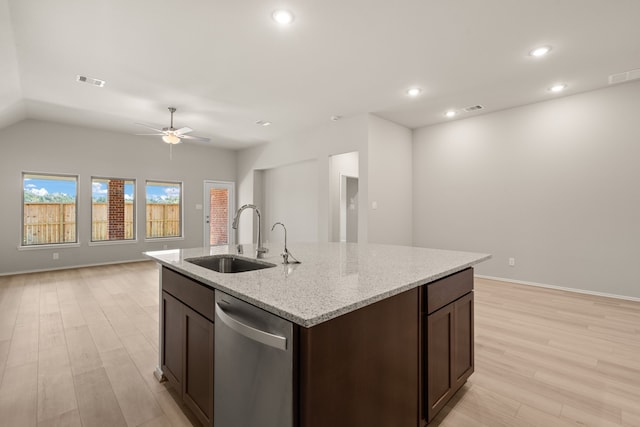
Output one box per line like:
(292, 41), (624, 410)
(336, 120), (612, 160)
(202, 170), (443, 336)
(215, 303), (287, 350)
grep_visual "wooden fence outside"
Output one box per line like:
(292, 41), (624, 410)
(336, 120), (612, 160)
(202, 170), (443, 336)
(91, 203), (135, 241)
(23, 203), (180, 244)
(146, 203), (181, 238)
(23, 203), (76, 245)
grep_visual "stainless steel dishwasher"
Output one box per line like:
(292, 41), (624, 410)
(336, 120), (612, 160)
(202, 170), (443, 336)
(214, 290), (293, 427)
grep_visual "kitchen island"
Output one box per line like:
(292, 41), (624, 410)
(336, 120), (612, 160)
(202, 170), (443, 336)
(146, 242), (490, 427)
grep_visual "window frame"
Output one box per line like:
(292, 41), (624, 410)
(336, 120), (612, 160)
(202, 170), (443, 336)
(21, 172), (79, 248)
(90, 176), (137, 244)
(144, 180), (184, 241)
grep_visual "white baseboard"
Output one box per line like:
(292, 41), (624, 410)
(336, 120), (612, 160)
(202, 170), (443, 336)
(0, 258), (152, 277)
(475, 274), (640, 303)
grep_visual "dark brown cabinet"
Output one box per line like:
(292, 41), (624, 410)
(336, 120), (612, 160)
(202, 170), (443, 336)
(298, 287), (420, 427)
(161, 268), (214, 427)
(159, 264), (474, 427)
(183, 305), (214, 426)
(452, 292), (474, 390)
(161, 291), (183, 388)
(424, 268), (474, 423)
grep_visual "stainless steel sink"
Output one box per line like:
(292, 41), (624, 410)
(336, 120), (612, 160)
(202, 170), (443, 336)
(185, 255), (276, 273)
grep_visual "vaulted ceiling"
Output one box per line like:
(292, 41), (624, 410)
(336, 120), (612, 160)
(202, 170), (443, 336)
(1, 0), (639, 149)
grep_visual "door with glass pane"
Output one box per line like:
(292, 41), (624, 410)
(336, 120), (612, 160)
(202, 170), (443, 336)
(204, 181), (235, 246)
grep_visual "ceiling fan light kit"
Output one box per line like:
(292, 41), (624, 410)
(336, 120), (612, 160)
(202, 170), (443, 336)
(162, 133), (181, 144)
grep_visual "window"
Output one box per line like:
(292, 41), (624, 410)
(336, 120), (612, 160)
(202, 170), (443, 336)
(92, 178), (135, 242)
(146, 181), (182, 238)
(22, 173), (78, 246)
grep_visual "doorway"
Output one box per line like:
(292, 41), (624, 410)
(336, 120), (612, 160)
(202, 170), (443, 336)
(340, 175), (359, 242)
(204, 181), (235, 246)
(329, 151), (359, 242)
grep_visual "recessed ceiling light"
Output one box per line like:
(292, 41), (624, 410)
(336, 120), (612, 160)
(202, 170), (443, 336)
(548, 84), (567, 93)
(330, 115), (342, 121)
(444, 110), (457, 118)
(406, 87), (422, 97)
(272, 9), (294, 25)
(256, 120), (272, 126)
(529, 46), (552, 57)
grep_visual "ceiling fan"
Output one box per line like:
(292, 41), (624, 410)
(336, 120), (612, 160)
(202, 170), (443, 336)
(136, 107), (210, 144)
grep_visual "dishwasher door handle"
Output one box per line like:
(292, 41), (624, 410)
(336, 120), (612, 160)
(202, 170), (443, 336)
(216, 303), (287, 351)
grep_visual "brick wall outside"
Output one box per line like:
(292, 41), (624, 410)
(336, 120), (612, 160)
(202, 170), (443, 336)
(108, 180), (125, 240)
(210, 188), (228, 245)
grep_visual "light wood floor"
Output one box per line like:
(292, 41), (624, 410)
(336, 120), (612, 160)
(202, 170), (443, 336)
(0, 261), (198, 427)
(432, 278), (640, 427)
(1, 263), (639, 426)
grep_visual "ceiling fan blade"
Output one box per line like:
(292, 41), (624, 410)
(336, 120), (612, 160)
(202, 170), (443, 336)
(180, 134), (211, 142)
(175, 127), (193, 135)
(136, 111), (206, 143)
(135, 122), (166, 133)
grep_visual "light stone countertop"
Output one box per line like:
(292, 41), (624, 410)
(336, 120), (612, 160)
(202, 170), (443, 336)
(145, 242), (491, 328)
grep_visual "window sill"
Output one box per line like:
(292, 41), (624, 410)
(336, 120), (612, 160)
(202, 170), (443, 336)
(18, 242), (81, 251)
(144, 237), (184, 243)
(88, 240), (138, 247)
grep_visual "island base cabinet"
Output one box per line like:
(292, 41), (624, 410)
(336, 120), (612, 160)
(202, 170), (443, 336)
(158, 263), (475, 427)
(298, 288), (420, 427)
(161, 267), (214, 427)
(452, 292), (474, 389)
(426, 301), (454, 419)
(183, 306), (214, 427)
(162, 291), (183, 390)
(425, 289), (474, 423)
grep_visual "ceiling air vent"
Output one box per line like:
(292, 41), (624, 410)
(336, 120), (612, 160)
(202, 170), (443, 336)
(463, 104), (484, 112)
(629, 69), (640, 80)
(608, 68), (640, 85)
(76, 75), (106, 87)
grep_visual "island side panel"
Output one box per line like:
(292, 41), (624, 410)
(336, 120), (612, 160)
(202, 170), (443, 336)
(299, 287), (420, 427)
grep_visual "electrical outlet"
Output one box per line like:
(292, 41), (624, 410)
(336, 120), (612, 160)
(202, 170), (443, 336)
(53, 253), (59, 260)
(508, 257), (515, 267)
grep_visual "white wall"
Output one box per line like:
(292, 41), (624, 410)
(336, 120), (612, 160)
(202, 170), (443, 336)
(0, 0), (25, 129)
(261, 159), (319, 245)
(413, 81), (640, 298)
(236, 114), (370, 244)
(0, 119), (236, 274)
(368, 115), (413, 245)
(237, 114), (415, 248)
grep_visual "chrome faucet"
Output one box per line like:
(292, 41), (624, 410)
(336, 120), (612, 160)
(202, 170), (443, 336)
(271, 222), (300, 264)
(232, 204), (268, 259)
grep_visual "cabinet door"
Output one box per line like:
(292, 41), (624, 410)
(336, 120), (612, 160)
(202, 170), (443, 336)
(426, 302), (454, 422)
(453, 292), (474, 390)
(183, 306), (214, 427)
(162, 291), (183, 390)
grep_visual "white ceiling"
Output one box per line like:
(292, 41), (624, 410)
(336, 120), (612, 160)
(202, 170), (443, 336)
(1, 0), (639, 150)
